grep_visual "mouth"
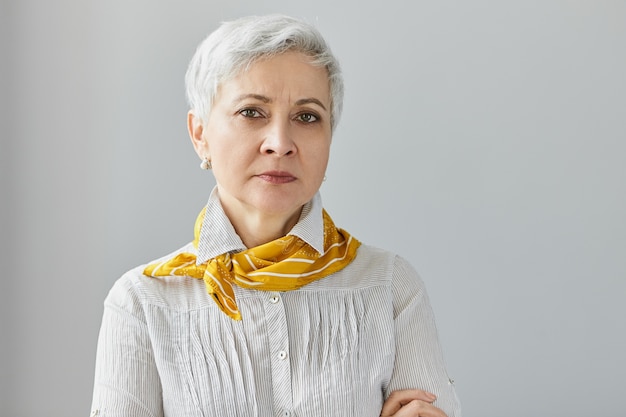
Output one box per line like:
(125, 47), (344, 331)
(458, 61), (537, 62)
(256, 170), (297, 184)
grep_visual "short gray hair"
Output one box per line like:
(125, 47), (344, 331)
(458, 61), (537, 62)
(185, 14), (344, 130)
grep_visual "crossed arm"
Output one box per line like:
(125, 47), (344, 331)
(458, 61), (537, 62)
(381, 389), (449, 417)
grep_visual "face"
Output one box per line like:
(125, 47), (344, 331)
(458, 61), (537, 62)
(189, 51), (332, 225)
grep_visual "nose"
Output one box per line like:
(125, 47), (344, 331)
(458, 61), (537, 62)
(260, 119), (296, 156)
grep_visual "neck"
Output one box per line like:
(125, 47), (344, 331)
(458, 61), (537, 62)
(222, 204), (303, 249)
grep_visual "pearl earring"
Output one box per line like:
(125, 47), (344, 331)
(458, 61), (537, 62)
(200, 158), (212, 170)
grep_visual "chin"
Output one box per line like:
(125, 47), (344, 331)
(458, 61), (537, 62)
(251, 191), (309, 216)
(255, 199), (304, 217)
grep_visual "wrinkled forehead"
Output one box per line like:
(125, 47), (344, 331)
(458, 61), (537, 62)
(213, 52), (332, 107)
(213, 51), (331, 100)
(220, 49), (329, 87)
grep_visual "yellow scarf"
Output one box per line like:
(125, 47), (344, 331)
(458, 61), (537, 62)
(143, 207), (360, 320)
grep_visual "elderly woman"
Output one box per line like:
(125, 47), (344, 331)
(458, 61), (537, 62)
(91, 14), (461, 417)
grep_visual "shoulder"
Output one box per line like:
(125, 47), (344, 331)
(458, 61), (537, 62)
(352, 244), (429, 317)
(351, 244), (427, 304)
(104, 242), (211, 313)
(352, 243), (423, 281)
(350, 243), (397, 276)
(389, 253), (429, 318)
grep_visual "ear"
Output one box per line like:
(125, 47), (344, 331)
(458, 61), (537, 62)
(187, 110), (209, 159)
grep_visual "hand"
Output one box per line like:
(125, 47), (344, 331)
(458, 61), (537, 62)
(380, 389), (448, 417)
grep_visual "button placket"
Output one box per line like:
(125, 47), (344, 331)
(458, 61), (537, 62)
(269, 293), (280, 304)
(264, 291), (293, 416)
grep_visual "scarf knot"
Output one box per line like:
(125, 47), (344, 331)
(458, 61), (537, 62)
(144, 207), (360, 320)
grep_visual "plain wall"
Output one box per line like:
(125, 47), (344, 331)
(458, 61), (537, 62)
(2, 1), (625, 416)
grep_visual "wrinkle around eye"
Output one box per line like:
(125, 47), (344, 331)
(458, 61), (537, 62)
(239, 108), (264, 118)
(295, 112), (319, 123)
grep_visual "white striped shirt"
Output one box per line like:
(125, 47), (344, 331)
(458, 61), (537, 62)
(91, 190), (462, 417)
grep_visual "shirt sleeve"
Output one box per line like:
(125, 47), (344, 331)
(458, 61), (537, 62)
(386, 255), (462, 417)
(90, 275), (164, 417)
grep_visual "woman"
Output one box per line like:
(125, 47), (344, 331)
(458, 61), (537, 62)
(91, 14), (461, 417)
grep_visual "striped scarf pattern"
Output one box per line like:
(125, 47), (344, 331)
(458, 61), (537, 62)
(143, 207), (360, 320)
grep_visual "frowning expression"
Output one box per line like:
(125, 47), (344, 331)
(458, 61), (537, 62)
(190, 51), (332, 224)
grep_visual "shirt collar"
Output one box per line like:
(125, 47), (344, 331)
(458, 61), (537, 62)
(196, 186), (325, 264)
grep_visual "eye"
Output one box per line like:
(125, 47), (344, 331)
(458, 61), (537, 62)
(239, 108), (263, 118)
(295, 112), (318, 123)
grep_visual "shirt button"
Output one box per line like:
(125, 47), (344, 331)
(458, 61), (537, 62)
(90, 411), (100, 417)
(269, 294), (280, 304)
(282, 410), (291, 417)
(278, 350), (288, 360)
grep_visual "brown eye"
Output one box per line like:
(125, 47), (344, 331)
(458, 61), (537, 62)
(240, 108), (262, 118)
(296, 113), (318, 123)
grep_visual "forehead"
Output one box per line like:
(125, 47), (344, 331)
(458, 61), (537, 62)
(216, 52), (331, 104)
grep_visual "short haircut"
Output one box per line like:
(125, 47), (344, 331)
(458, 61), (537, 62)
(185, 14), (344, 130)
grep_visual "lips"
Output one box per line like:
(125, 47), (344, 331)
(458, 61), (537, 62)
(256, 170), (297, 184)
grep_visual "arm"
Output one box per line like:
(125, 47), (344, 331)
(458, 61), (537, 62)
(385, 256), (461, 417)
(381, 389), (448, 417)
(90, 276), (163, 417)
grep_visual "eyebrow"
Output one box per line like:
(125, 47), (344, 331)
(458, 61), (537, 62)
(295, 98), (327, 111)
(233, 94), (328, 111)
(233, 94), (271, 104)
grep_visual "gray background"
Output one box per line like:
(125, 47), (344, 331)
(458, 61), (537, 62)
(2, 1), (625, 416)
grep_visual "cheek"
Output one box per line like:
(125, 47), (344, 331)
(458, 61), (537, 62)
(305, 145), (331, 176)
(209, 134), (249, 161)
(316, 141), (332, 166)
(214, 151), (247, 173)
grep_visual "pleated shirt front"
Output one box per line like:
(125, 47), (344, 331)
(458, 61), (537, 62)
(91, 191), (461, 417)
